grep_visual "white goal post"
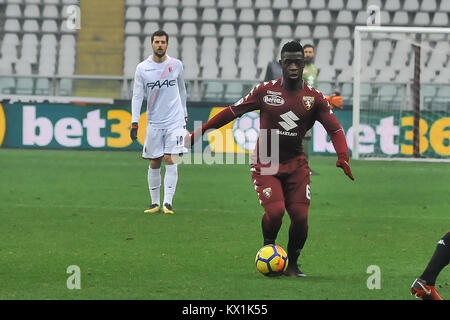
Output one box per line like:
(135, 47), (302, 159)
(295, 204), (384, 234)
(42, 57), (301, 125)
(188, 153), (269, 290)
(352, 26), (450, 161)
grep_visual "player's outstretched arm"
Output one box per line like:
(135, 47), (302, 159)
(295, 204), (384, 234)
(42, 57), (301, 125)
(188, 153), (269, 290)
(329, 128), (354, 180)
(185, 107), (237, 148)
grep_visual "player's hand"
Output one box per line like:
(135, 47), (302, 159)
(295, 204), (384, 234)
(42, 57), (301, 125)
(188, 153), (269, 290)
(130, 122), (138, 141)
(327, 92), (343, 110)
(184, 127), (202, 148)
(336, 156), (354, 181)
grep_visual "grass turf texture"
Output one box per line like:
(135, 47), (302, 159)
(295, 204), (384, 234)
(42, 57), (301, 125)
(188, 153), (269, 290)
(0, 149), (448, 300)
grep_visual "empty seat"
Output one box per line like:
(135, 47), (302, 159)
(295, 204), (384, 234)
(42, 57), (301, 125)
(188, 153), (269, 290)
(255, 25), (272, 38)
(24, 5), (40, 18)
(403, 0), (419, 11)
(162, 7), (178, 20)
(391, 11), (409, 25)
(15, 60), (32, 74)
(294, 25), (311, 38)
(238, 8), (255, 22)
(181, 7), (197, 21)
(278, 9), (294, 22)
(336, 10), (353, 24)
(217, 0), (233, 7)
(240, 65), (257, 80)
(346, 0), (363, 10)
(200, 23), (217, 36)
(315, 10), (332, 23)
(328, 0), (344, 10)
(235, 0), (252, 8)
(126, 6), (141, 19)
(420, 0), (437, 11)
(275, 25), (292, 39)
(237, 24), (254, 37)
(161, 22), (177, 35)
(5, 4), (22, 18)
(384, 0), (401, 11)
(42, 5), (59, 18)
(23, 20), (40, 32)
(144, 21), (160, 34)
(202, 64), (219, 79)
(126, 0), (142, 5)
(201, 8), (218, 21)
(199, 0), (215, 7)
(240, 37), (256, 50)
(220, 8), (236, 21)
(273, 0), (289, 9)
(202, 36), (218, 50)
(125, 21), (141, 34)
(144, 7), (160, 20)
(312, 25), (329, 39)
(181, 0), (197, 6)
(317, 67), (335, 82)
(221, 64), (238, 79)
(254, 0), (270, 8)
(180, 22), (197, 36)
(218, 24), (235, 37)
(257, 9), (274, 22)
(309, 0), (326, 9)
(4, 19), (21, 32)
(334, 26), (351, 39)
(296, 10), (313, 23)
(439, 0), (450, 11)
(354, 11), (367, 24)
(413, 12), (430, 25)
(291, 0), (308, 9)
(431, 12), (449, 26)
(42, 20), (58, 32)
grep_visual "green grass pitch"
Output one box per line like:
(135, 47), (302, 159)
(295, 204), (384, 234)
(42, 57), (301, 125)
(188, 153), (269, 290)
(0, 148), (448, 300)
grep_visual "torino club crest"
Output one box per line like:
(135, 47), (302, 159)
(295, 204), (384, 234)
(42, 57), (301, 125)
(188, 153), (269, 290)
(302, 96), (315, 110)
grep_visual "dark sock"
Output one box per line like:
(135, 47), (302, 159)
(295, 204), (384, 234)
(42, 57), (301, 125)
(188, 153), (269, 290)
(420, 232), (450, 285)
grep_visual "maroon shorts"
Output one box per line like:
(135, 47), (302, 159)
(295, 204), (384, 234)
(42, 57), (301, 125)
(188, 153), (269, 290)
(251, 156), (311, 208)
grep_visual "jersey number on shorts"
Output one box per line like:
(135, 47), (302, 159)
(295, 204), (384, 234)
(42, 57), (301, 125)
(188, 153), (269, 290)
(306, 184), (311, 200)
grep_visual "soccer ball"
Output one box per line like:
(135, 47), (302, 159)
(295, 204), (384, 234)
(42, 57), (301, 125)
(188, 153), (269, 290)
(255, 244), (288, 276)
(232, 111), (260, 151)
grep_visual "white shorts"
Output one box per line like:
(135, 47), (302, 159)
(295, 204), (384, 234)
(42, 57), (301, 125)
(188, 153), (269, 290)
(142, 125), (188, 159)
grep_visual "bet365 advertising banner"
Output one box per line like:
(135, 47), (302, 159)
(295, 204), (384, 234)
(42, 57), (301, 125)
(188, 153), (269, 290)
(0, 102), (448, 158)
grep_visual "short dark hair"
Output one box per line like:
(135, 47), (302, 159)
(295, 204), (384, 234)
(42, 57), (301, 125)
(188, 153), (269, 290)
(303, 44), (314, 50)
(281, 40), (304, 56)
(151, 30), (169, 43)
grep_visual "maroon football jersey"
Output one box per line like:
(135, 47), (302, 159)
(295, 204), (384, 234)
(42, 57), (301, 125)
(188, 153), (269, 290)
(228, 78), (342, 164)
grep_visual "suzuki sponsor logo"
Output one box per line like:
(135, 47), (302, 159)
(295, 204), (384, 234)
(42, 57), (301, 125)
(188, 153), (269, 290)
(278, 111), (299, 131)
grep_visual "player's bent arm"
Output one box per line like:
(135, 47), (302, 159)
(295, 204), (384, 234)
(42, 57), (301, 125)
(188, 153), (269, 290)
(328, 129), (354, 181)
(186, 107), (237, 147)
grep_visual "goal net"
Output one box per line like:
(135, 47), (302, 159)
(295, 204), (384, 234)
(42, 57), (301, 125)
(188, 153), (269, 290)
(352, 26), (450, 161)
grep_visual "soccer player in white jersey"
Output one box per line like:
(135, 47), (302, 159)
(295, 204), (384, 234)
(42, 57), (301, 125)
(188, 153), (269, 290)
(130, 30), (188, 215)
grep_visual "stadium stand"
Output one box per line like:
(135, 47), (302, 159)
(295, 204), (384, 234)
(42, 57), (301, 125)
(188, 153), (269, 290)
(0, 0), (448, 102)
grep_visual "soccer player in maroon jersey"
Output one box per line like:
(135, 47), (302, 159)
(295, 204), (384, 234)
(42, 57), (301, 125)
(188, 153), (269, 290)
(186, 41), (354, 277)
(410, 231), (449, 300)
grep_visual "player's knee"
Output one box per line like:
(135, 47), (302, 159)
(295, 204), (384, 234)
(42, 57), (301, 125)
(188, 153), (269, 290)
(264, 201), (285, 218)
(287, 203), (309, 222)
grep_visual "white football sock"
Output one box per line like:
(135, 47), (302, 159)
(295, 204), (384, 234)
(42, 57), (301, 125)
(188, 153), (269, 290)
(163, 163), (178, 206)
(148, 167), (161, 206)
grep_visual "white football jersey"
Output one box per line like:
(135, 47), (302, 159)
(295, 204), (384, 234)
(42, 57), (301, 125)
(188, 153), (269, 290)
(131, 55), (187, 129)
